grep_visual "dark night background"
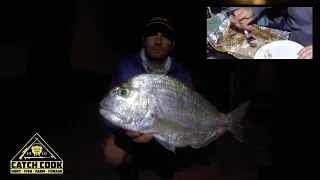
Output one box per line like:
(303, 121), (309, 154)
(2, 1), (317, 180)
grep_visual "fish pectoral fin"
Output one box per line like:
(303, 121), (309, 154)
(153, 134), (176, 153)
(154, 117), (189, 134)
(155, 96), (164, 117)
(147, 94), (165, 120)
(191, 131), (222, 149)
(153, 118), (188, 153)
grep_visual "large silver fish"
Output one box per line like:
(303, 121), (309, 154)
(99, 74), (250, 152)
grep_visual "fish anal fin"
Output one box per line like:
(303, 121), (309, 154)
(191, 131), (223, 149)
(153, 134), (176, 153)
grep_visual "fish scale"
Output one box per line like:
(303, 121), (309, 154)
(100, 74), (250, 152)
(150, 79), (215, 130)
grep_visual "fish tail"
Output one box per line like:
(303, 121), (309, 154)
(227, 101), (251, 142)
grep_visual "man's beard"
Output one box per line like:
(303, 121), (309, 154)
(145, 49), (169, 62)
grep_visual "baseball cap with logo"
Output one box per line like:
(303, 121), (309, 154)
(143, 17), (176, 42)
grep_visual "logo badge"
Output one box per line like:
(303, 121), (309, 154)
(10, 133), (63, 174)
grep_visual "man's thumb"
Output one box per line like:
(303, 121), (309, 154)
(243, 24), (253, 30)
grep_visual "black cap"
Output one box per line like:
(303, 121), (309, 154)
(143, 17), (175, 42)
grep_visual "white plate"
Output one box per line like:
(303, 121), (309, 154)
(253, 40), (304, 59)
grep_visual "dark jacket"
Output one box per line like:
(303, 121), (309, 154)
(252, 7), (312, 47)
(105, 51), (199, 178)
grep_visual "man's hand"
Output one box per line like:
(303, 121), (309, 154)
(228, 8), (254, 30)
(216, 128), (226, 134)
(102, 136), (128, 166)
(126, 128), (225, 144)
(298, 45), (313, 59)
(126, 132), (153, 143)
(125, 127), (225, 144)
(207, 44), (214, 54)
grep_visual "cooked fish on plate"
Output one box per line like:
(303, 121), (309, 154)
(207, 17), (291, 59)
(216, 25), (277, 48)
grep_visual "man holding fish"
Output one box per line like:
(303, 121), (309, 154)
(102, 17), (227, 179)
(228, 7), (313, 59)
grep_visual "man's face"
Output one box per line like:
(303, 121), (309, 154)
(144, 32), (174, 61)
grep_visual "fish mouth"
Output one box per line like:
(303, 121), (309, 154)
(99, 108), (131, 124)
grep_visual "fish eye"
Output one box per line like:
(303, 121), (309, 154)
(119, 88), (130, 97)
